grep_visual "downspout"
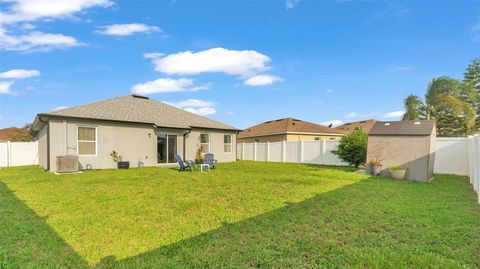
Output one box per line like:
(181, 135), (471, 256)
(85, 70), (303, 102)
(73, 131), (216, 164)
(39, 117), (49, 171)
(183, 129), (192, 160)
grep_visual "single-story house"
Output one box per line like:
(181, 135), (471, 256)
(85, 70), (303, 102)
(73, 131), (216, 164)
(335, 119), (380, 133)
(32, 95), (239, 172)
(237, 117), (345, 143)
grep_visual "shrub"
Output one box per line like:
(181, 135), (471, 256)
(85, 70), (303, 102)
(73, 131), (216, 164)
(332, 128), (368, 167)
(389, 165), (405, 171)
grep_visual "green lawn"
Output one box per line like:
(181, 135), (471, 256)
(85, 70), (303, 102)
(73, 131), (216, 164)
(1, 161), (479, 268)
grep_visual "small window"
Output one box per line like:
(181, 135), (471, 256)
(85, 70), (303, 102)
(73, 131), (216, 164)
(329, 137), (336, 140)
(315, 137), (321, 141)
(200, 133), (210, 154)
(224, 134), (232, 153)
(78, 127), (96, 155)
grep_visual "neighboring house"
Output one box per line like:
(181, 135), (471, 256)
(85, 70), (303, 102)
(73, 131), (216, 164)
(32, 95), (239, 172)
(237, 118), (345, 143)
(335, 119), (380, 133)
(0, 127), (21, 141)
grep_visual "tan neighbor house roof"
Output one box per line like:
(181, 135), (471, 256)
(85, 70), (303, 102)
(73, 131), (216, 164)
(238, 118), (345, 138)
(335, 119), (379, 133)
(33, 95), (238, 131)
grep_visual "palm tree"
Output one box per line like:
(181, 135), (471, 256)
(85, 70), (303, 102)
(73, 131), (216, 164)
(402, 77), (476, 136)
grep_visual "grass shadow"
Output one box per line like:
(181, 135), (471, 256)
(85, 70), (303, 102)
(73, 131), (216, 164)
(0, 181), (88, 268)
(94, 174), (480, 268)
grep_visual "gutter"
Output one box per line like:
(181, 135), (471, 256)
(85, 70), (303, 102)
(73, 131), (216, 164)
(38, 116), (50, 171)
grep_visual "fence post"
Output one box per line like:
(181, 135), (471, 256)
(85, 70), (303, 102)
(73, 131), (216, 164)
(241, 143), (245, 160)
(282, 141), (286, 162)
(300, 140), (304, 163)
(476, 136), (480, 201)
(253, 142), (257, 161)
(7, 140), (11, 167)
(266, 142), (270, 162)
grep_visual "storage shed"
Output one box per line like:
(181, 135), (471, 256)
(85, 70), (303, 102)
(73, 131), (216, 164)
(367, 120), (436, 181)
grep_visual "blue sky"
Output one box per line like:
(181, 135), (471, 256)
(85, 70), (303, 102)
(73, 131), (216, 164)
(0, 0), (479, 129)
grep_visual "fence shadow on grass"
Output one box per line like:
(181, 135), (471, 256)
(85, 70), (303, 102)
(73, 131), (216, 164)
(94, 174), (480, 269)
(1, 169), (479, 268)
(0, 181), (88, 268)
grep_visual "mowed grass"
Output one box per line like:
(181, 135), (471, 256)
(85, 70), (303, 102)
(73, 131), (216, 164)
(0, 161), (479, 268)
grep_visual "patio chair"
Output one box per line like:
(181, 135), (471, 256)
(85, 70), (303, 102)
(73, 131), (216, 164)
(203, 153), (218, 169)
(175, 155), (195, 172)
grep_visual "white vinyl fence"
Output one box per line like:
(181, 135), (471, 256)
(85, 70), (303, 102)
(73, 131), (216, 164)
(0, 141), (38, 167)
(468, 135), (480, 203)
(237, 137), (479, 203)
(237, 140), (348, 166)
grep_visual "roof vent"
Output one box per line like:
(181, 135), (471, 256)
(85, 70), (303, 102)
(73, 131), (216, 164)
(384, 123), (391, 126)
(131, 94), (149, 100)
(414, 121), (421, 125)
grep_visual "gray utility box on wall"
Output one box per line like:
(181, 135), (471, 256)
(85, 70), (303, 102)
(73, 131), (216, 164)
(367, 120), (436, 181)
(56, 155), (79, 173)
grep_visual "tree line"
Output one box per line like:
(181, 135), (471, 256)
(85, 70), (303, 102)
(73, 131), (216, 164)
(403, 58), (480, 137)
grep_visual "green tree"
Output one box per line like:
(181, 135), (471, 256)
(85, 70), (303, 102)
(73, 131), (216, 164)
(11, 124), (34, 142)
(402, 77), (476, 136)
(464, 57), (480, 128)
(464, 58), (480, 90)
(332, 128), (368, 167)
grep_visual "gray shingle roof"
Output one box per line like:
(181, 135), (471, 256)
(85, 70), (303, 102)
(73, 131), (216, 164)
(39, 95), (238, 130)
(369, 120), (435, 136)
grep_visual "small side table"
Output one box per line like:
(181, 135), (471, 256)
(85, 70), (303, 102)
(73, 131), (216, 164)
(198, 164), (210, 172)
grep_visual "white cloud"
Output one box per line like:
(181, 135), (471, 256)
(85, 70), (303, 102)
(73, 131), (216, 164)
(244, 74), (283, 86)
(286, 0), (300, 9)
(383, 110), (405, 118)
(0, 0), (110, 52)
(143, 52), (164, 59)
(0, 81), (15, 94)
(131, 78), (209, 95)
(151, 47), (271, 77)
(345, 112), (357, 118)
(53, 106), (70, 111)
(20, 23), (35, 30)
(165, 99), (216, 116)
(326, 89), (334, 94)
(0, 29), (80, 51)
(0, 69), (40, 79)
(166, 99), (214, 108)
(184, 107), (216, 116)
(0, 0), (113, 24)
(96, 23), (161, 36)
(321, 119), (343, 127)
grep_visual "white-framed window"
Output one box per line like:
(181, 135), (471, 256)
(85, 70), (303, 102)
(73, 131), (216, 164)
(77, 126), (97, 156)
(224, 134), (233, 153)
(200, 133), (210, 154)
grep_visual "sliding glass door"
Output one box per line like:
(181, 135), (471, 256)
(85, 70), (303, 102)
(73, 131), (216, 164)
(157, 134), (177, 163)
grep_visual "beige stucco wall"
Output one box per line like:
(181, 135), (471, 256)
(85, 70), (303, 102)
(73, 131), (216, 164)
(48, 119), (160, 171)
(46, 118), (235, 171)
(237, 134), (341, 143)
(185, 128), (237, 162)
(237, 134), (287, 143)
(286, 134), (342, 141)
(37, 124), (48, 169)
